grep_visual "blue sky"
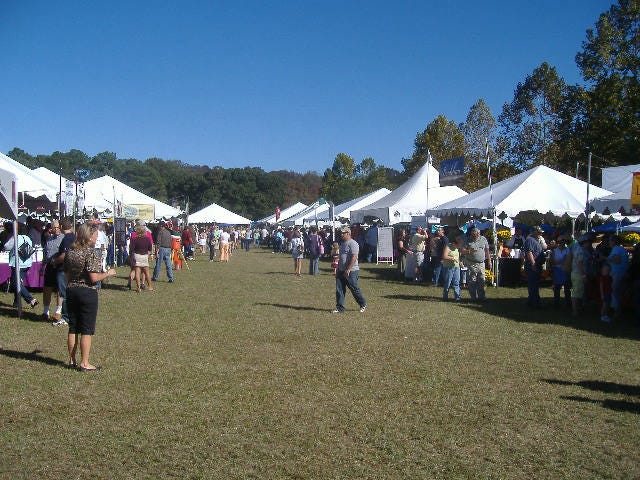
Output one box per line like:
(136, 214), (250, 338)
(1, 1), (608, 174)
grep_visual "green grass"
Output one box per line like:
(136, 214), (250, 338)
(1, 247), (639, 479)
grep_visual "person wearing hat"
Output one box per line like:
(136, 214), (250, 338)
(523, 226), (546, 307)
(332, 226), (367, 314)
(461, 227), (492, 302)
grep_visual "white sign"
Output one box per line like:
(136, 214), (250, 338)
(376, 226), (394, 264)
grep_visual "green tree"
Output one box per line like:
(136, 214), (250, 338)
(402, 114), (465, 176)
(575, 0), (640, 163)
(461, 99), (497, 191)
(497, 62), (570, 171)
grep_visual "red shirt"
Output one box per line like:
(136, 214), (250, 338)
(181, 229), (192, 246)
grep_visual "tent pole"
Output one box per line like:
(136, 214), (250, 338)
(13, 220), (22, 318)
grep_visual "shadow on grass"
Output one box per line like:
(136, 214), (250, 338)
(455, 296), (640, 340)
(0, 303), (49, 323)
(559, 396), (640, 414)
(382, 294), (435, 302)
(0, 348), (66, 368)
(254, 302), (329, 312)
(542, 378), (640, 415)
(360, 266), (403, 282)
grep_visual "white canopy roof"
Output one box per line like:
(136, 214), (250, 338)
(281, 200), (329, 226)
(428, 165), (613, 219)
(256, 202), (308, 224)
(32, 166), (68, 187)
(189, 202), (250, 225)
(83, 175), (179, 220)
(620, 221), (640, 232)
(350, 162), (467, 225)
(0, 152), (57, 201)
(303, 188), (392, 223)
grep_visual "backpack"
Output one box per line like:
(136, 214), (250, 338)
(18, 237), (35, 262)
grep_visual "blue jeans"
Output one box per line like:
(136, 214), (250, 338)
(525, 266), (541, 306)
(56, 269), (68, 321)
(335, 270), (366, 312)
(153, 247), (174, 281)
(442, 266), (461, 300)
(12, 267), (34, 306)
(432, 259), (443, 286)
(309, 255), (319, 275)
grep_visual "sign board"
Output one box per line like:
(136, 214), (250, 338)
(125, 204), (155, 221)
(439, 157), (465, 187)
(376, 226), (394, 264)
(631, 172), (640, 211)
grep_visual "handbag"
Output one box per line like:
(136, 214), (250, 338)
(318, 236), (324, 255)
(18, 238), (35, 262)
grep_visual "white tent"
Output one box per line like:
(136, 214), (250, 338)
(32, 166), (68, 188)
(281, 200), (329, 226)
(350, 162), (467, 225)
(0, 153), (57, 201)
(303, 188), (392, 223)
(620, 221), (640, 232)
(428, 165), (613, 218)
(83, 175), (179, 220)
(189, 202), (250, 225)
(256, 202), (307, 224)
(590, 164), (640, 214)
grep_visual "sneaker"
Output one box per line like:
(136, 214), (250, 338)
(41, 313), (50, 322)
(53, 312), (62, 321)
(331, 309), (341, 313)
(168, 279), (174, 283)
(359, 305), (366, 313)
(52, 318), (68, 327)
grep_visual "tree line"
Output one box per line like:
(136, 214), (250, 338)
(7, 1), (639, 218)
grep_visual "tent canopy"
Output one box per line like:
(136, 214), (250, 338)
(350, 162), (467, 225)
(428, 165), (613, 219)
(0, 153), (57, 202)
(188, 202), (250, 225)
(304, 188), (392, 223)
(83, 175), (179, 220)
(0, 167), (18, 219)
(256, 202), (307, 224)
(32, 166), (68, 187)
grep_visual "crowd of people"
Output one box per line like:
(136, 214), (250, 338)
(2, 215), (639, 371)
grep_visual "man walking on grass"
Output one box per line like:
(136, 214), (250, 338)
(332, 226), (367, 314)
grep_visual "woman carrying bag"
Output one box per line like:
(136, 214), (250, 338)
(3, 222), (38, 309)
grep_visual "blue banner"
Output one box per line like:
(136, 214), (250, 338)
(439, 157), (465, 187)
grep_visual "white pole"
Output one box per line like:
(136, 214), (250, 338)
(585, 152), (592, 231)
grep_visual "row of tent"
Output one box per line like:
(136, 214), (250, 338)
(2, 149), (639, 227)
(265, 161), (625, 227)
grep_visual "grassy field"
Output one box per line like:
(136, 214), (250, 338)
(1, 247), (639, 479)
